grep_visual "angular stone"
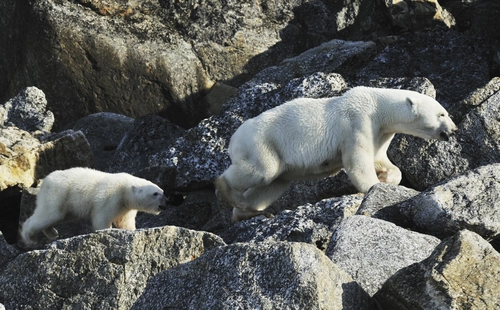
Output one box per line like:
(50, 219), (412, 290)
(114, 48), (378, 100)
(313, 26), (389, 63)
(0, 226), (225, 309)
(356, 183), (419, 218)
(0, 87), (54, 132)
(326, 215), (440, 296)
(392, 164), (500, 240)
(132, 242), (377, 310)
(374, 230), (500, 309)
(221, 195), (363, 251)
(73, 112), (134, 171)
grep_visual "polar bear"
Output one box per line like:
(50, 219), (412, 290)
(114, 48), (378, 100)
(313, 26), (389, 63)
(21, 167), (168, 246)
(216, 86), (457, 222)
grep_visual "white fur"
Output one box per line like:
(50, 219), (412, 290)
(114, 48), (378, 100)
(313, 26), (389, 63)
(21, 167), (168, 246)
(216, 86), (457, 222)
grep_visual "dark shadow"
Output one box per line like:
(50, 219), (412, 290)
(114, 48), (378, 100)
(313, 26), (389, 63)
(0, 187), (22, 244)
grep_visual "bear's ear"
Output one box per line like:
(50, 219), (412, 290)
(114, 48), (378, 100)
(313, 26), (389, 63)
(406, 97), (419, 115)
(132, 185), (143, 195)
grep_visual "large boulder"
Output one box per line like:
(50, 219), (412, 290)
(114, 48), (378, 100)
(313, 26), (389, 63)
(370, 163), (500, 241)
(0, 226), (225, 309)
(374, 230), (500, 309)
(326, 215), (440, 296)
(0, 129), (93, 191)
(132, 242), (377, 310)
(1, 0), (350, 130)
(221, 195), (363, 249)
(73, 112), (135, 171)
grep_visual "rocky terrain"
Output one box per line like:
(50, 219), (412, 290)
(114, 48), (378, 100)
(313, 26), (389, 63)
(1, 0), (500, 309)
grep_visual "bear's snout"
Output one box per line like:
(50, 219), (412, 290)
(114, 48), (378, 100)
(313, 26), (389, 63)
(439, 124), (458, 141)
(158, 194), (168, 211)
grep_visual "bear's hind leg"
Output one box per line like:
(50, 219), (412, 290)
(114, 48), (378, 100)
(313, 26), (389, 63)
(218, 154), (283, 209)
(21, 211), (64, 246)
(231, 178), (291, 222)
(112, 210), (137, 230)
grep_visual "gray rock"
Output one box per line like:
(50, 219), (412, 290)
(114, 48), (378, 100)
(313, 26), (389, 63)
(359, 31), (490, 111)
(132, 242), (377, 310)
(326, 215), (440, 296)
(73, 112), (135, 171)
(0, 226), (225, 309)
(108, 115), (185, 176)
(2, 0), (348, 130)
(374, 230), (500, 310)
(0, 87), (54, 132)
(0, 232), (21, 267)
(356, 183), (419, 219)
(221, 195), (363, 251)
(388, 163), (500, 240)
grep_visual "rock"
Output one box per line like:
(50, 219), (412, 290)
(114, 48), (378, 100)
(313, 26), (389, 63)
(356, 183), (419, 218)
(383, 0), (455, 31)
(0, 87), (54, 132)
(73, 112), (134, 171)
(0, 232), (21, 267)
(358, 30), (490, 110)
(132, 242), (377, 310)
(0, 226), (225, 309)
(1, 0), (350, 130)
(380, 164), (500, 240)
(108, 115), (185, 176)
(325, 215), (440, 296)
(0, 128), (93, 191)
(221, 195), (363, 250)
(374, 230), (500, 309)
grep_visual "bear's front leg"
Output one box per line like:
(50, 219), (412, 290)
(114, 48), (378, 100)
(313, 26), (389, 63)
(374, 160), (402, 186)
(113, 210), (138, 230)
(342, 143), (380, 193)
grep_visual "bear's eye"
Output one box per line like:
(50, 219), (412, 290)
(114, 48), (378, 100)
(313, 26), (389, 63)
(439, 113), (446, 117)
(153, 192), (159, 196)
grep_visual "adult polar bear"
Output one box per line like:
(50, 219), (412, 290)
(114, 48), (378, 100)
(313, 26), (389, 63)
(217, 86), (457, 222)
(21, 167), (168, 246)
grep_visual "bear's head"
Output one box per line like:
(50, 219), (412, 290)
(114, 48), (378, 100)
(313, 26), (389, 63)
(405, 95), (458, 141)
(132, 183), (168, 214)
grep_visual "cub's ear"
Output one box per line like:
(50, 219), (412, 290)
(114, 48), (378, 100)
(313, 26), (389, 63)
(406, 97), (419, 115)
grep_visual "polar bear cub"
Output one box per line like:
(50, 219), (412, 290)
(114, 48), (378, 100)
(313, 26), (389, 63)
(216, 86), (457, 222)
(21, 167), (168, 246)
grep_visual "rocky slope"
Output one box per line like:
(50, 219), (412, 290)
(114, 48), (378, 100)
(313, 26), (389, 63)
(2, 0), (500, 309)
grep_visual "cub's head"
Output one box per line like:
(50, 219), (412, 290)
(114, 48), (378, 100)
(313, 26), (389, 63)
(406, 95), (457, 141)
(132, 183), (168, 214)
